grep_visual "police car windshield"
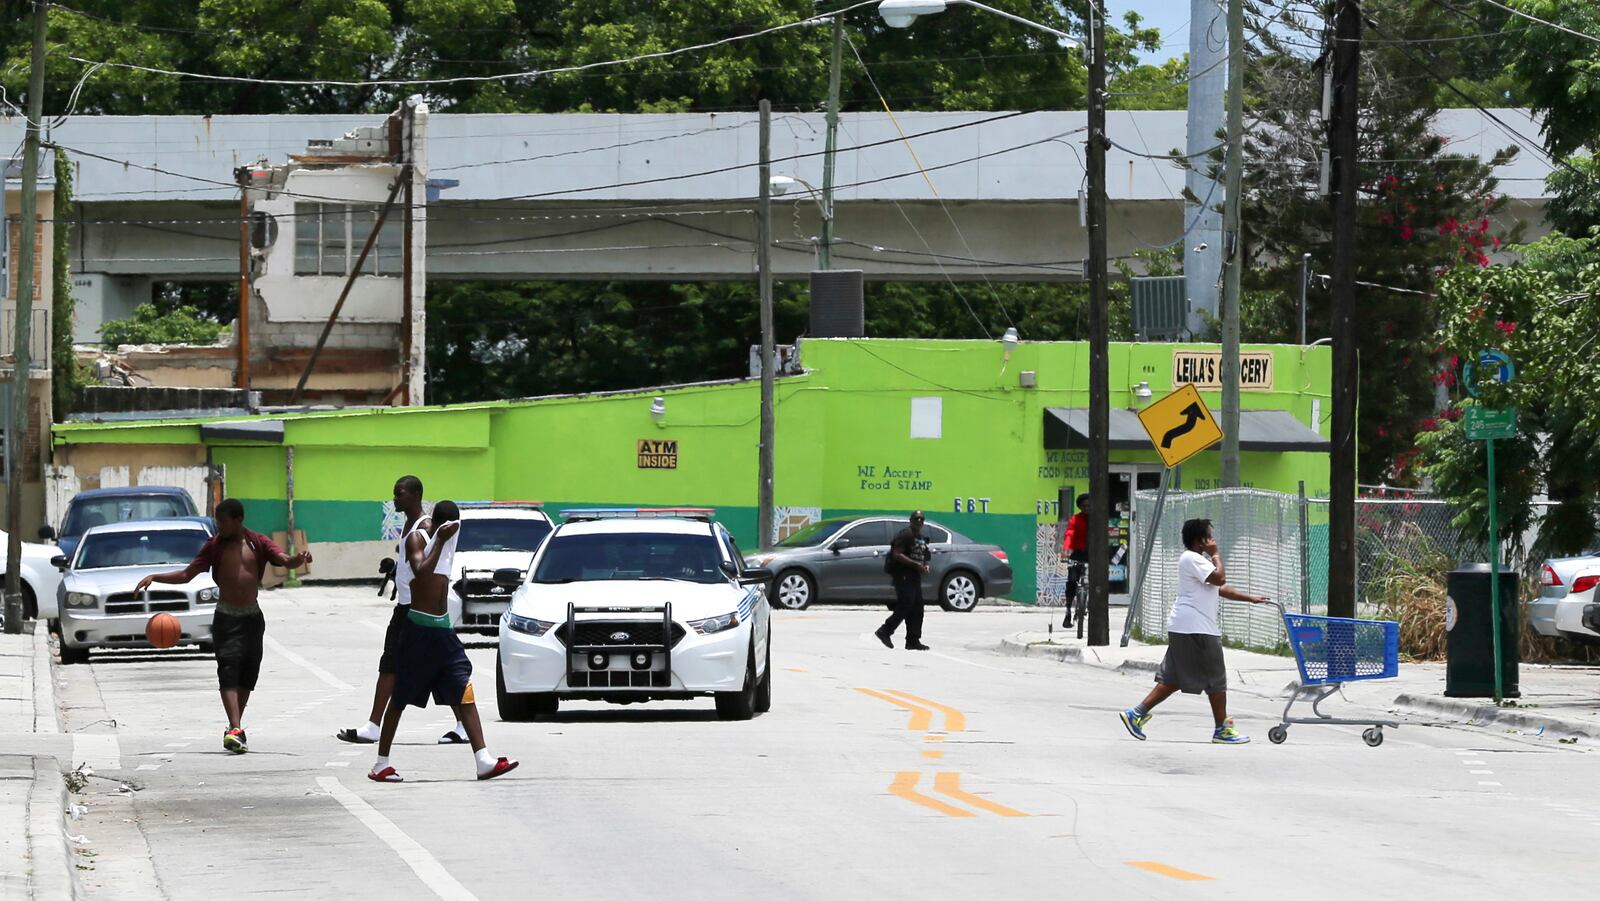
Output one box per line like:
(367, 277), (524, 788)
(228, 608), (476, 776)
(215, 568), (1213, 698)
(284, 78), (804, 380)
(75, 529), (209, 570)
(458, 518), (551, 553)
(777, 519), (849, 548)
(533, 532), (724, 585)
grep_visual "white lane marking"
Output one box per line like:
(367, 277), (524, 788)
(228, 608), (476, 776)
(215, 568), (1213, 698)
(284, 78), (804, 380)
(1478, 782), (1502, 787)
(324, 761), (350, 768)
(265, 635), (354, 691)
(927, 650), (1010, 672)
(316, 777), (479, 901)
(72, 733), (122, 771)
(1461, 760), (1486, 765)
(164, 742), (190, 749)
(1469, 770), (1494, 775)
(137, 764), (160, 771)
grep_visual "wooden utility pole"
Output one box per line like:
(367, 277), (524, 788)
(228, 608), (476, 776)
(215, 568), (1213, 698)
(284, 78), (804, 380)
(235, 168), (252, 390)
(1086, 3), (1111, 646)
(757, 100), (776, 549)
(1220, 0), (1244, 487)
(1327, 0), (1362, 618)
(4, 1), (47, 633)
(820, 16), (844, 270)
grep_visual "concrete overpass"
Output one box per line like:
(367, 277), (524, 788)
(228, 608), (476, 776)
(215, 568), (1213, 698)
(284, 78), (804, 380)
(2, 109), (1554, 340)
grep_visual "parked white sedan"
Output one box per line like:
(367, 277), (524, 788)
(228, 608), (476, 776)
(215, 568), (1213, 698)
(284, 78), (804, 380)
(0, 530), (66, 627)
(55, 519), (219, 664)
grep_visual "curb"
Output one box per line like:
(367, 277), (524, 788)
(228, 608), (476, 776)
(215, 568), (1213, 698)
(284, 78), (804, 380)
(30, 627), (58, 735)
(1392, 693), (1600, 742)
(26, 757), (76, 901)
(996, 633), (1081, 663)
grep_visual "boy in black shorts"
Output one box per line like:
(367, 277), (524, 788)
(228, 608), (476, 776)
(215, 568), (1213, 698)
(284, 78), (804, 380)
(369, 501), (517, 783)
(138, 499), (311, 753)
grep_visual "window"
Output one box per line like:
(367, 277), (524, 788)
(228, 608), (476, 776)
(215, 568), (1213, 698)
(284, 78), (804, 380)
(295, 202), (401, 277)
(75, 529), (209, 570)
(63, 495), (194, 538)
(532, 532), (725, 584)
(922, 524), (951, 544)
(778, 519), (849, 548)
(457, 518), (552, 553)
(838, 521), (893, 547)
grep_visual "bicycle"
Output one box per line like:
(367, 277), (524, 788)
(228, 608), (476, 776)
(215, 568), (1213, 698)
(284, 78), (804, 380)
(1061, 558), (1089, 638)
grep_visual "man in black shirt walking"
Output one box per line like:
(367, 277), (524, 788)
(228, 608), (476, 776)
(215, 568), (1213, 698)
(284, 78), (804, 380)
(875, 511), (932, 651)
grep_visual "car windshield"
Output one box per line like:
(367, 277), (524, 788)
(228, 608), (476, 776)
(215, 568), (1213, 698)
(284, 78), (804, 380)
(533, 532), (725, 584)
(75, 529), (209, 570)
(777, 520), (850, 548)
(458, 517), (551, 553)
(63, 496), (191, 537)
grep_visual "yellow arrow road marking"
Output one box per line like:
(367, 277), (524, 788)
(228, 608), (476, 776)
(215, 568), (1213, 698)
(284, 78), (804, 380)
(932, 772), (1029, 817)
(890, 772), (975, 818)
(884, 690), (966, 732)
(856, 688), (933, 731)
(1125, 861), (1215, 881)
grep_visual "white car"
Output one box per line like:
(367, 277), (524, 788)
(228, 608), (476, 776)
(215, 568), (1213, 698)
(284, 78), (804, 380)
(449, 503), (553, 634)
(494, 509), (773, 721)
(56, 519), (219, 664)
(0, 530), (67, 627)
(1553, 567), (1600, 643)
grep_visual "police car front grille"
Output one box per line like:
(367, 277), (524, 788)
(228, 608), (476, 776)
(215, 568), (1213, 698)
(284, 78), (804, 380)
(455, 578), (509, 600)
(555, 621), (685, 649)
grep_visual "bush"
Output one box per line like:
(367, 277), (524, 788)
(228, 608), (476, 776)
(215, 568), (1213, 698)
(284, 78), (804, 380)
(100, 303), (227, 349)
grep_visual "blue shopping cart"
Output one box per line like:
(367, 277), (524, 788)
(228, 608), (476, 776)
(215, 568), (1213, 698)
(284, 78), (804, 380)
(1268, 601), (1401, 747)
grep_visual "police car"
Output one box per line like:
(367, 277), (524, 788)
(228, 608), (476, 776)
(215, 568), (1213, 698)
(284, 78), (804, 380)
(449, 503), (553, 634)
(494, 509), (773, 721)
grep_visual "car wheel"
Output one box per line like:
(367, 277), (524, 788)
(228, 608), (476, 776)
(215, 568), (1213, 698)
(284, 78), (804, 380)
(753, 629), (772, 715)
(715, 643), (757, 721)
(59, 642), (89, 665)
(495, 651), (557, 721)
(771, 569), (815, 611)
(939, 570), (982, 612)
(21, 584), (36, 620)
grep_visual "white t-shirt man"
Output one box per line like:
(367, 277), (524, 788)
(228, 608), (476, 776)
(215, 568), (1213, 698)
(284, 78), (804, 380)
(1167, 549), (1221, 635)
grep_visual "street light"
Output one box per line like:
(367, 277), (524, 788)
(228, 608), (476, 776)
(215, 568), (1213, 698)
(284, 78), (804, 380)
(877, 1), (1079, 45)
(880, 0), (1106, 646)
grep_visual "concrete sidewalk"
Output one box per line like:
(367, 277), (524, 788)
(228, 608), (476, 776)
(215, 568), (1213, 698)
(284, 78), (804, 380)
(999, 629), (1600, 743)
(0, 625), (79, 899)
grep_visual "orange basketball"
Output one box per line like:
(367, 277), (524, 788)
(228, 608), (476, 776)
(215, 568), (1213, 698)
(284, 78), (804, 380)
(146, 612), (181, 649)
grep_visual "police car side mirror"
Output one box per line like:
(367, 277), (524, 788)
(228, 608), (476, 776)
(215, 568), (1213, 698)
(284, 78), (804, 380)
(739, 567), (774, 585)
(378, 557), (395, 575)
(832, 538), (852, 553)
(492, 568), (523, 588)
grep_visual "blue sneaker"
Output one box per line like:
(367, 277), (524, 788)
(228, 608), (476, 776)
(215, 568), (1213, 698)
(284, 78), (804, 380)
(1212, 720), (1250, 744)
(1119, 708), (1150, 741)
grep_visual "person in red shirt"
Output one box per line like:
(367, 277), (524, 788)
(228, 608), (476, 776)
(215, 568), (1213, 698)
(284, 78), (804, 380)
(138, 499), (311, 754)
(1061, 494), (1090, 628)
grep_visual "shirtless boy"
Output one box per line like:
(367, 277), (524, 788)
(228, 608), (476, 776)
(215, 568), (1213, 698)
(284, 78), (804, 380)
(338, 475), (467, 746)
(137, 498), (311, 753)
(369, 500), (518, 783)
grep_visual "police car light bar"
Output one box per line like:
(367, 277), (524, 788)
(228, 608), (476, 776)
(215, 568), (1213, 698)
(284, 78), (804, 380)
(458, 500), (544, 508)
(561, 507), (716, 522)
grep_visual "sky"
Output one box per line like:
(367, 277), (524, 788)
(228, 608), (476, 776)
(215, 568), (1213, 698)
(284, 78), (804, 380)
(1116, 0), (1212, 63)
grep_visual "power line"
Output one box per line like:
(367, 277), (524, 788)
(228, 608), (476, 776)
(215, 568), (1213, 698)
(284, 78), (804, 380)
(1476, 0), (1600, 46)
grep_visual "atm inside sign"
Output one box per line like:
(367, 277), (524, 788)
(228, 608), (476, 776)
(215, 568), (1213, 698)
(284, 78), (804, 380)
(637, 439), (679, 469)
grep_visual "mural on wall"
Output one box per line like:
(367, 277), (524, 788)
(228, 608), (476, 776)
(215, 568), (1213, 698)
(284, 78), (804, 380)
(772, 506), (822, 544)
(1034, 522), (1067, 607)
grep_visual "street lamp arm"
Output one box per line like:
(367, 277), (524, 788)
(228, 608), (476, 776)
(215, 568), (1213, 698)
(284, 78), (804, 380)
(951, 0), (1078, 45)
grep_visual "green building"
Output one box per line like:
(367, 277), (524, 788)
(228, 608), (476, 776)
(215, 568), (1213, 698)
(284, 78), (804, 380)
(51, 338), (1332, 604)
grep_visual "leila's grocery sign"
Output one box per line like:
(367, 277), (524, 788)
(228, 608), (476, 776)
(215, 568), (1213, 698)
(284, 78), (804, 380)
(1171, 350), (1274, 390)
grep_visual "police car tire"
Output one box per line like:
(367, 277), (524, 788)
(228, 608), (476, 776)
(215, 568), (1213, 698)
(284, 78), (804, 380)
(496, 652), (556, 721)
(753, 631), (772, 715)
(715, 644), (758, 721)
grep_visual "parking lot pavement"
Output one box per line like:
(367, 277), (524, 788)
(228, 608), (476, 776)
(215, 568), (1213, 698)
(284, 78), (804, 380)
(48, 588), (1600, 900)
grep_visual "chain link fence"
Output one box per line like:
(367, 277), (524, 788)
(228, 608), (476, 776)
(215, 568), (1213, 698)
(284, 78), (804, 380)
(1130, 487), (1554, 654)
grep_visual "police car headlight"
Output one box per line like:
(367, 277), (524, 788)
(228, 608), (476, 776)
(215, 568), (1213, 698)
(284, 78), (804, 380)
(689, 612), (740, 635)
(504, 612), (554, 636)
(65, 591), (98, 609)
(197, 587), (219, 603)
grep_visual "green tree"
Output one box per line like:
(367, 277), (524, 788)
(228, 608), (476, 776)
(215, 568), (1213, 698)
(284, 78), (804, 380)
(1108, 56), (1188, 111)
(51, 149), (90, 420)
(1423, 233), (1600, 558)
(100, 303), (228, 348)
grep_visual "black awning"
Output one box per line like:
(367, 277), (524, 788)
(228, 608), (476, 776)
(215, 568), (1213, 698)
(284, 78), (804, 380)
(199, 419), (284, 443)
(1043, 408), (1329, 453)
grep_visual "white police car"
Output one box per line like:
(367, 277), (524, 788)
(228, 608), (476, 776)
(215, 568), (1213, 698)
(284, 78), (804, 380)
(449, 503), (553, 634)
(494, 509), (773, 721)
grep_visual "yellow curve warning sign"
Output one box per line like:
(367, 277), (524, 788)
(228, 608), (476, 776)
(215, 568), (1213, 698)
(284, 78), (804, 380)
(1137, 383), (1224, 469)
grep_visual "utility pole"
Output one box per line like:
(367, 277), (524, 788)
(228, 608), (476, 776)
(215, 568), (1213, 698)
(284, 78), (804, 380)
(1327, 0), (1361, 619)
(820, 15), (844, 270)
(757, 100), (777, 550)
(235, 168), (252, 391)
(1299, 251), (1312, 345)
(1183, 0), (1226, 338)
(1085, 2), (1111, 646)
(4, 1), (46, 634)
(1219, 0), (1245, 488)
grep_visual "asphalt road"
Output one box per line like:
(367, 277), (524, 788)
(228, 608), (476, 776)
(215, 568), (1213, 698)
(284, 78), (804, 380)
(54, 587), (1596, 900)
